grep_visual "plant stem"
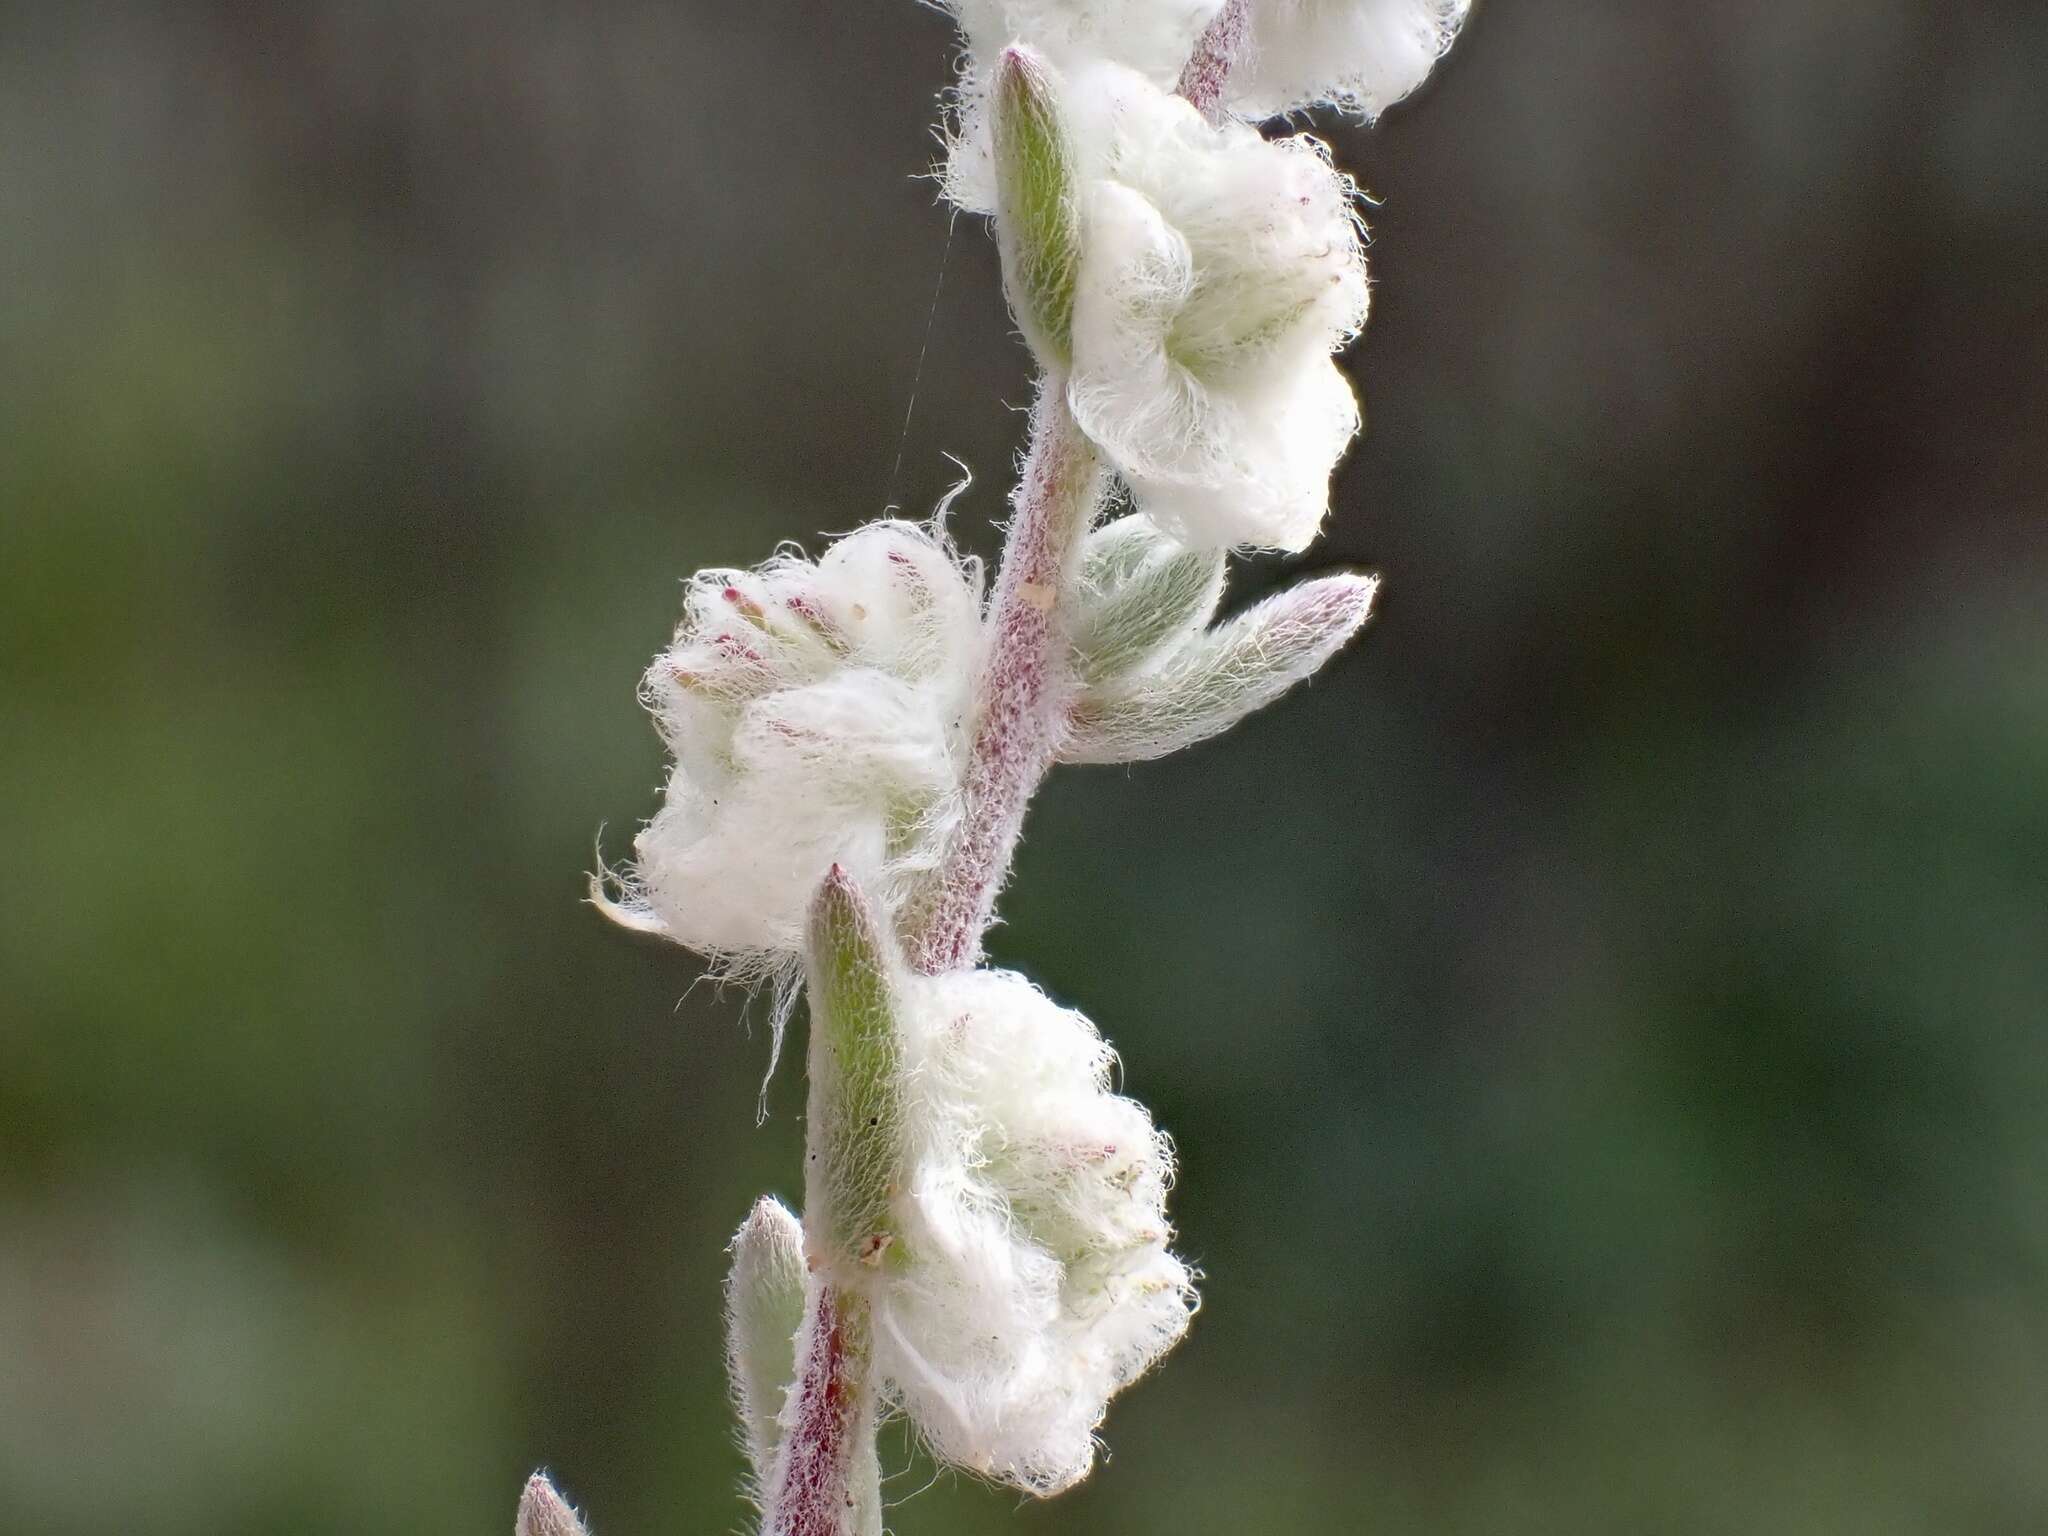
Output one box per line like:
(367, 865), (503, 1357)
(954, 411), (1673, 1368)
(909, 380), (1104, 976)
(768, 385), (1100, 1534)
(1176, 0), (1250, 119)
(762, 1285), (881, 1536)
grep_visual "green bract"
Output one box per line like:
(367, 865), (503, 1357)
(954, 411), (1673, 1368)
(993, 46), (1081, 366)
(801, 869), (906, 1274)
(1070, 516), (1225, 685)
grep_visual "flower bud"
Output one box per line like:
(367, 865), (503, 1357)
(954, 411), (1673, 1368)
(725, 1196), (808, 1488)
(593, 521), (983, 1007)
(515, 1473), (589, 1536)
(1069, 515), (1224, 684)
(992, 45), (1082, 365)
(802, 867), (907, 1278)
(1065, 571), (1377, 762)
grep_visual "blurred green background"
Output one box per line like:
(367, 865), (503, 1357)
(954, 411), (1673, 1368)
(4, 2), (2046, 1532)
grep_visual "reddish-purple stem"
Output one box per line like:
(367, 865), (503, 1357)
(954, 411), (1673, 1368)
(910, 386), (1102, 976)
(764, 1287), (868, 1536)
(767, 394), (1099, 1535)
(1177, 0), (1251, 119)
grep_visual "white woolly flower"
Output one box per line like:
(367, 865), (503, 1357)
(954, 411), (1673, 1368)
(596, 521), (982, 972)
(1232, 0), (1470, 121)
(935, 0), (1466, 207)
(862, 967), (1195, 1495)
(1065, 62), (1368, 550)
(937, 0), (1224, 210)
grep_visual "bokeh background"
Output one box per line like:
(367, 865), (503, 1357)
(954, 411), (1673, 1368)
(4, 2), (2046, 1532)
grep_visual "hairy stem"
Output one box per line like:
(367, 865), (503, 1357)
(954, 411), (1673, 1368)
(766, 388), (1100, 1534)
(910, 381), (1104, 975)
(1177, 0), (1250, 118)
(762, 1285), (881, 1536)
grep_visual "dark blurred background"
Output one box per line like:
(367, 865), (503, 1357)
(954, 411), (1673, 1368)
(4, 2), (2045, 1532)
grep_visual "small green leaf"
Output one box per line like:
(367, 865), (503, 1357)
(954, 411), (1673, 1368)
(1070, 517), (1226, 685)
(993, 45), (1080, 366)
(1078, 515), (1162, 591)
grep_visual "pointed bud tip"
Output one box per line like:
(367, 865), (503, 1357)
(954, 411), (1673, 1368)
(816, 858), (874, 906)
(737, 1193), (803, 1246)
(516, 1472), (589, 1536)
(996, 43), (1046, 82)
(806, 863), (889, 989)
(1295, 571), (1380, 627)
(993, 46), (1058, 130)
(814, 861), (864, 915)
(748, 1192), (793, 1224)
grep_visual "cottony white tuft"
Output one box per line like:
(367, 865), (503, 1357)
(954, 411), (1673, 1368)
(837, 965), (1195, 1495)
(594, 521), (983, 974)
(1064, 63), (1368, 550)
(1231, 0), (1471, 121)
(935, 0), (1468, 207)
(937, 0), (1223, 210)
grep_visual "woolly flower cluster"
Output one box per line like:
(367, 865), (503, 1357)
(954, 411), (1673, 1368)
(1228, 0), (1472, 121)
(857, 967), (1195, 1495)
(941, 0), (1468, 549)
(940, 0), (1470, 208)
(596, 521), (982, 971)
(1066, 61), (1368, 550)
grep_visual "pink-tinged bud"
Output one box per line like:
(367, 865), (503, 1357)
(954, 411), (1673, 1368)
(1064, 572), (1379, 764)
(515, 1472), (590, 1536)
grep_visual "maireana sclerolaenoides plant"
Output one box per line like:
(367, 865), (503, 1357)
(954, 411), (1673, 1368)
(531, 3), (1470, 1532)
